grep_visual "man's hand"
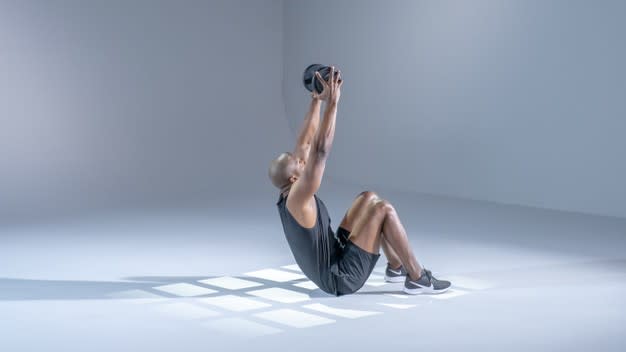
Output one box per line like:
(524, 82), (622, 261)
(311, 67), (343, 104)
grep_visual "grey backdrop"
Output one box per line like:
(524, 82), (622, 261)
(1, 0), (625, 224)
(0, 0), (290, 223)
(284, 0), (626, 218)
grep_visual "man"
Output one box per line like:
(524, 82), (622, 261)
(268, 66), (451, 296)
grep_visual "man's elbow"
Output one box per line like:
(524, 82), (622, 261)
(314, 142), (331, 157)
(316, 150), (329, 159)
(313, 134), (332, 155)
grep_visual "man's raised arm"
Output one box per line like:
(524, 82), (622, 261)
(292, 97), (322, 161)
(312, 67), (342, 155)
(313, 100), (338, 155)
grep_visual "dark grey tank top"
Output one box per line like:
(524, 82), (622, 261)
(276, 192), (340, 294)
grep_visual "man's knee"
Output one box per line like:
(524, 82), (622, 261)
(368, 198), (392, 217)
(370, 198), (395, 216)
(359, 190), (379, 202)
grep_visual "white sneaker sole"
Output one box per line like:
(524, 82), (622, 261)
(384, 275), (406, 283)
(403, 285), (451, 295)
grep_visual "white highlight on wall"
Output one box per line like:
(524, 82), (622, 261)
(364, 273), (388, 287)
(293, 280), (318, 290)
(153, 301), (221, 320)
(108, 289), (167, 301)
(244, 268), (306, 282)
(281, 264), (303, 272)
(152, 283), (218, 297)
(246, 287), (311, 303)
(198, 276), (263, 290)
(107, 263), (482, 339)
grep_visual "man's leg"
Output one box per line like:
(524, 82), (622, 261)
(339, 191), (402, 269)
(341, 191), (424, 281)
(381, 237), (403, 269)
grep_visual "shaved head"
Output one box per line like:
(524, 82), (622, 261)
(268, 152), (297, 190)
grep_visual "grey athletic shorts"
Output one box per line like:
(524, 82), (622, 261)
(332, 226), (381, 296)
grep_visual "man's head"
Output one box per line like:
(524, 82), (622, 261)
(268, 152), (305, 190)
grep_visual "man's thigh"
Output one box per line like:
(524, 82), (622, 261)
(338, 191), (380, 231)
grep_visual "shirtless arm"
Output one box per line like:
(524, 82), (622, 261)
(292, 97), (322, 162)
(288, 67), (343, 209)
(312, 68), (342, 155)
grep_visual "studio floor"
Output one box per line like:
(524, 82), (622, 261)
(2, 179), (625, 352)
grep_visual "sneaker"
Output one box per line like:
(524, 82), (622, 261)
(384, 263), (408, 283)
(403, 268), (451, 295)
